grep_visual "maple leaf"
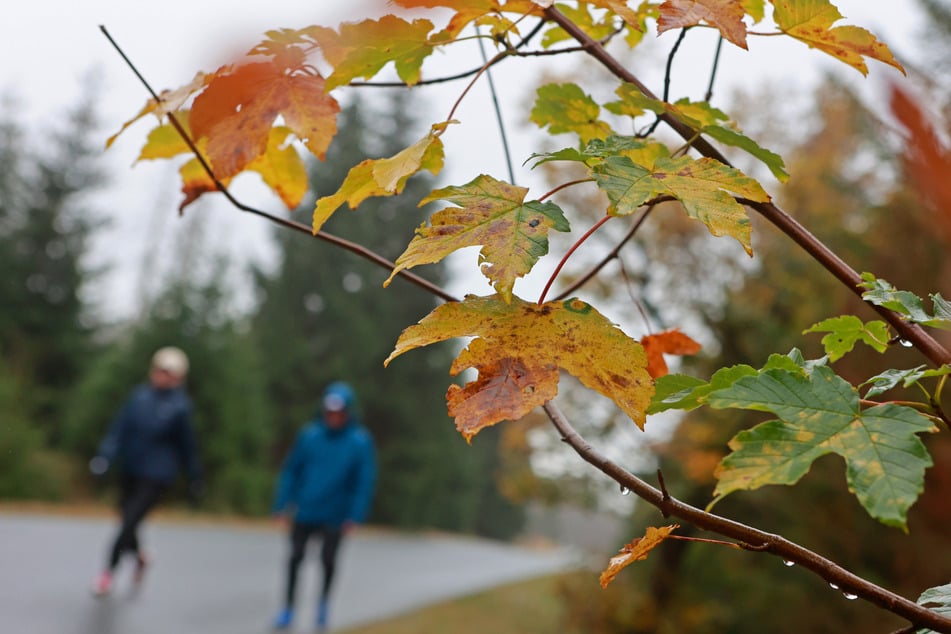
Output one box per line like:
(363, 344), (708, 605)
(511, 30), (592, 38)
(658, 0), (749, 49)
(189, 62), (339, 179)
(859, 273), (951, 331)
(708, 363), (937, 529)
(531, 83), (612, 143)
(640, 329), (702, 378)
(802, 315), (889, 362)
(593, 151), (768, 254)
(541, 3), (619, 47)
(770, 0), (905, 75)
(606, 86), (789, 181)
(599, 525), (679, 588)
(385, 294), (654, 439)
(308, 16), (436, 89)
(313, 123), (448, 232)
(386, 175), (569, 301)
(136, 115), (306, 210)
(889, 83), (951, 243)
(106, 71), (212, 149)
(861, 366), (951, 399)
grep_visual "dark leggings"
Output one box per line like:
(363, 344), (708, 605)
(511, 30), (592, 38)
(108, 475), (166, 570)
(284, 522), (344, 608)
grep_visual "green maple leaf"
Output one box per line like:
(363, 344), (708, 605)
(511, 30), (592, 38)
(708, 364), (936, 529)
(592, 151), (769, 255)
(385, 294), (653, 439)
(607, 85), (789, 181)
(861, 366), (951, 398)
(770, 0), (905, 75)
(648, 364), (757, 414)
(803, 315), (890, 361)
(542, 3), (619, 48)
(859, 273), (951, 330)
(386, 175), (570, 302)
(531, 83), (613, 143)
(309, 16), (436, 89)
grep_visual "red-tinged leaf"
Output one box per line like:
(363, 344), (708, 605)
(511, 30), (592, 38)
(313, 125), (447, 232)
(447, 339), (559, 441)
(658, 0), (748, 49)
(600, 525), (680, 588)
(190, 62), (339, 179)
(385, 294), (654, 438)
(106, 71), (213, 149)
(889, 84), (951, 240)
(385, 174), (570, 301)
(770, 0), (905, 75)
(245, 126), (308, 209)
(308, 17), (436, 89)
(641, 329), (702, 378)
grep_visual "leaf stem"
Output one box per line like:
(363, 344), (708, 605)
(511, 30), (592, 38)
(538, 215), (611, 305)
(537, 178), (593, 202)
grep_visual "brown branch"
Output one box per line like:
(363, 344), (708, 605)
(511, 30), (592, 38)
(99, 25), (458, 305)
(542, 7), (951, 369)
(542, 402), (951, 633)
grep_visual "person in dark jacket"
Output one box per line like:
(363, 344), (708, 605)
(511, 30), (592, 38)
(89, 346), (203, 596)
(271, 381), (376, 632)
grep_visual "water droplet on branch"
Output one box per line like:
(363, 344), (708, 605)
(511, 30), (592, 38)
(782, 559), (795, 567)
(619, 485), (631, 496)
(829, 583), (840, 590)
(842, 591), (858, 600)
(899, 338), (913, 348)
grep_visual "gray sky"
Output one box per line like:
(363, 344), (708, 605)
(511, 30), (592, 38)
(0, 1), (921, 321)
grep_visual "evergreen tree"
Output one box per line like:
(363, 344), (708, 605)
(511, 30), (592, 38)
(252, 91), (523, 536)
(0, 92), (104, 443)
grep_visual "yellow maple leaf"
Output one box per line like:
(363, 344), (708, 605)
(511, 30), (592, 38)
(385, 294), (654, 439)
(600, 525), (680, 588)
(312, 124), (448, 232)
(771, 0), (905, 75)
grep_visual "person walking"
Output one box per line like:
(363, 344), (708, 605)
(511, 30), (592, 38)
(271, 381), (376, 632)
(89, 346), (203, 596)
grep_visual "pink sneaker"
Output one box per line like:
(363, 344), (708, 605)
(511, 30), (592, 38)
(92, 571), (113, 597)
(133, 553), (150, 585)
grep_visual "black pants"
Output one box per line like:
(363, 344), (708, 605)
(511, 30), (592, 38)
(107, 474), (166, 570)
(283, 522), (344, 608)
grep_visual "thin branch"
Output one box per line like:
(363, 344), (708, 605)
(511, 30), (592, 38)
(99, 25), (458, 305)
(704, 36), (724, 102)
(543, 6), (951, 369)
(541, 401), (951, 633)
(641, 28), (689, 138)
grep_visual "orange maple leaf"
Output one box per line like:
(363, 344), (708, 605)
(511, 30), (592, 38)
(600, 525), (680, 588)
(190, 62), (339, 179)
(889, 83), (951, 245)
(640, 329), (702, 378)
(658, 0), (748, 49)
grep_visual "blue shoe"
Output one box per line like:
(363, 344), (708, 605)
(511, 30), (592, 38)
(273, 607), (293, 630)
(316, 599), (329, 632)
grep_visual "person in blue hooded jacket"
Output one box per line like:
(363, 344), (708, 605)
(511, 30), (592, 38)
(89, 346), (203, 596)
(271, 381), (376, 632)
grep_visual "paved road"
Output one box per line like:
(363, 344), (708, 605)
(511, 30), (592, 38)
(0, 513), (575, 633)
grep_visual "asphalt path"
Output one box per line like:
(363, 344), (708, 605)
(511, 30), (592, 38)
(0, 513), (575, 634)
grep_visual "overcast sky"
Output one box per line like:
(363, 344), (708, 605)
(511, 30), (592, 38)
(0, 2), (923, 321)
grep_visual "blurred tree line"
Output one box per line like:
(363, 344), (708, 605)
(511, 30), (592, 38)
(0, 88), (522, 539)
